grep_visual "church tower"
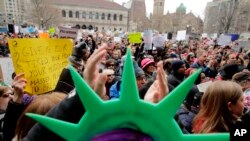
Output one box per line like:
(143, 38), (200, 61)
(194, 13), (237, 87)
(153, 0), (165, 17)
(129, 0), (146, 22)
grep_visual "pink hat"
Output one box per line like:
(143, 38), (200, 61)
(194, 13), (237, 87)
(141, 58), (155, 69)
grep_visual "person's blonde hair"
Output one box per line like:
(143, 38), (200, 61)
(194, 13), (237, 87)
(15, 92), (66, 140)
(193, 81), (243, 133)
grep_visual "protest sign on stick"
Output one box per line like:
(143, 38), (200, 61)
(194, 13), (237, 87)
(58, 27), (79, 40)
(8, 39), (73, 95)
(0, 58), (15, 85)
(143, 30), (153, 50)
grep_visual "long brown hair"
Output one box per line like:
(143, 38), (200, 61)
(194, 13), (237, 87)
(193, 81), (243, 133)
(15, 92), (66, 140)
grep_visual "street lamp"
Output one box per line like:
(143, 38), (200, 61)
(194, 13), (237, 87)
(40, 18), (44, 29)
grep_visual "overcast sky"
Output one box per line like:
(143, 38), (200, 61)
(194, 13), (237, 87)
(114, 0), (213, 19)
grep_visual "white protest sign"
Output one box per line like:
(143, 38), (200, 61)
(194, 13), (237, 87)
(164, 34), (168, 41)
(217, 35), (231, 46)
(59, 27), (79, 40)
(210, 33), (218, 40)
(114, 37), (121, 43)
(14, 25), (19, 34)
(153, 35), (165, 48)
(176, 30), (186, 41)
(202, 33), (208, 38)
(197, 81), (213, 93)
(0, 58), (15, 85)
(143, 30), (153, 50)
(239, 41), (250, 50)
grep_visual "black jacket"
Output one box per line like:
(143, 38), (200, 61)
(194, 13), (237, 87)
(3, 101), (25, 141)
(23, 90), (85, 141)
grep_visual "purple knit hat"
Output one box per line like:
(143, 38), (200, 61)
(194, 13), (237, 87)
(91, 128), (153, 141)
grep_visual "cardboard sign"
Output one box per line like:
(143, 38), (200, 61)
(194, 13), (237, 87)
(114, 37), (121, 43)
(239, 41), (250, 50)
(0, 58), (15, 85)
(202, 33), (208, 38)
(58, 27), (79, 40)
(217, 35), (231, 46)
(128, 32), (142, 44)
(49, 27), (56, 36)
(39, 32), (50, 38)
(8, 39), (73, 95)
(176, 30), (186, 41)
(153, 35), (165, 48)
(143, 30), (153, 50)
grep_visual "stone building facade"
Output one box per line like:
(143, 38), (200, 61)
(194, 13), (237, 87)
(53, 0), (129, 31)
(123, 0), (147, 31)
(204, 0), (250, 34)
(0, 0), (26, 26)
(151, 3), (203, 34)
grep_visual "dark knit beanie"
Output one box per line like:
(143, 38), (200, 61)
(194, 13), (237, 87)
(134, 66), (145, 78)
(220, 64), (244, 80)
(172, 60), (184, 73)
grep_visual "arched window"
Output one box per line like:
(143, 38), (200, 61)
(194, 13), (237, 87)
(96, 13), (99, 19)
(89, 12), (93, 19)
(107, 13), (111, 20)
(76, 11), (79, 18)
(82, 24), (87, 29)
(69, 11), (73, 18)
(101, 13), (105, 20)
(113, 14), (117, 21)
(62, 10), (66, 17)
(119, 14), (123, 21)
(88, 25), (93, 30)
(82, 11), (86, 18)
(75, 24), (80, 29)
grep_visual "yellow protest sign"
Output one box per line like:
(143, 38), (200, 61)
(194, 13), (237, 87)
(128, 32), (142, 44)
(8, 39), (73, 95)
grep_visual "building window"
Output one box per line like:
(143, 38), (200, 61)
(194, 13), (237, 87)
(119, 14), (123, 21)
(62, 10), (66, 17)
(69, 11), (73, 18)
(107, 13), (111, 20)
(160, 2), (162, 6)
(76, 11), (79, 18)
(96, 13), (99, 19)
(113, 14), (117, 21)
(101, 13), (105, 20)
(89, 12), (93, 19)
(82, 24), (87, 29)
(82, 11), (86, 18)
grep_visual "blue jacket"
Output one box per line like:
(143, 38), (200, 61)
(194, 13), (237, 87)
(109, 81), (121, 100)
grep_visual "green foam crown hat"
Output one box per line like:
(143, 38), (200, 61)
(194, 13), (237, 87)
(26, 48), (229, 141)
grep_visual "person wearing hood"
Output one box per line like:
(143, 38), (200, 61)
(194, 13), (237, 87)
(168, 60), (186, 88)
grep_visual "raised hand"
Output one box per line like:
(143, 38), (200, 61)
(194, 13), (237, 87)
(144, 61), (169, 103)
(83, 43), (109, 100)
(11, 73), (27, 104)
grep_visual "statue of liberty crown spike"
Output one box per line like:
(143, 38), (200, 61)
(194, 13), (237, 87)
(26, 48), (229, 141)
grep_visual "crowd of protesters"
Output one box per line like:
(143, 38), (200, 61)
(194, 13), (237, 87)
(0, 30), (250, 141)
